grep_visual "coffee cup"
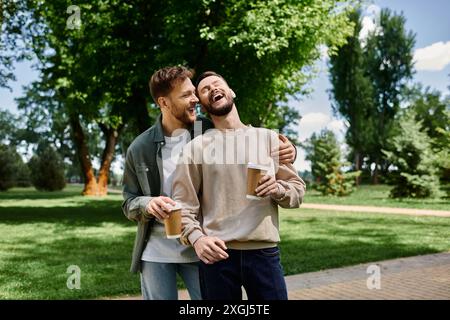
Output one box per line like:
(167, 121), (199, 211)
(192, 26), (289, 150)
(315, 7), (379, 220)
(246, 163), (268, 200)
(164, 203), (182, 239)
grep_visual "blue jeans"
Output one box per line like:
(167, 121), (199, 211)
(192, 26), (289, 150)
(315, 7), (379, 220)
(199, 247), (288, 300)
(140, 261), (201, 300)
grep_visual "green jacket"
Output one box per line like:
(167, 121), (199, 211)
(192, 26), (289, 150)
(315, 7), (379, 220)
(122, 114), (214, 273)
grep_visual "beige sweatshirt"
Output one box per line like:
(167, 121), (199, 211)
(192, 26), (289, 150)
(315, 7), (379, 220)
(171, 126), (306, 250)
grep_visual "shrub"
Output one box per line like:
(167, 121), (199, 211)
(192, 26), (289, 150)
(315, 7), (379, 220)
(304, 130), (360, 196)
(383, 110), (443, 198)
(0, 145), (25, 191)
(28, 145), (66, 191)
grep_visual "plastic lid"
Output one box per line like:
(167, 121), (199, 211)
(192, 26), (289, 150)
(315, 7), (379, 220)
(247, 162), (269, 170)
(169, 203), (182, 211)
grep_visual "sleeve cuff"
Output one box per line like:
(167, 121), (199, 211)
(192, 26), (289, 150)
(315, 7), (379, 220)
(139, 196), (153, 216)
(271, 183), (287, 202)
(188, 229), (205, 246)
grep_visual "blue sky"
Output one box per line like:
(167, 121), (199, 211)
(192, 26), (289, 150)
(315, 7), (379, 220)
(1, 0), (449, 171)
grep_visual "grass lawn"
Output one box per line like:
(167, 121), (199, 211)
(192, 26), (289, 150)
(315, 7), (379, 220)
(0, 186), (139, 299)
(305, 184), (450, 210)
(0, 186), (449, 299)
(279, 208), (450, 275)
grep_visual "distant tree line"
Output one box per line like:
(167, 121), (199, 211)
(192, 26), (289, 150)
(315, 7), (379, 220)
(305, 7), (449, 198)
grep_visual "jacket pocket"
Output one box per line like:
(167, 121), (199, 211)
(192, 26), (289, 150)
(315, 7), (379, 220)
(136, 165), (152, 195)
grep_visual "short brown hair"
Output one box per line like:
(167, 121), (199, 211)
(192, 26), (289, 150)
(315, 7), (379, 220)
(195, 71), (226, 88)
(149, 66), (193, 104)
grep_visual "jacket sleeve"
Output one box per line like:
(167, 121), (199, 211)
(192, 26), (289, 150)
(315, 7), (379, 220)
(171, 143), (204, 246)
(121, 148), (154, 222)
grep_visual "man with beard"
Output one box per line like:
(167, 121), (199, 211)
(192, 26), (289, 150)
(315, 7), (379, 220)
(122, 66), (297, 300)
(171, 71), (306, 300)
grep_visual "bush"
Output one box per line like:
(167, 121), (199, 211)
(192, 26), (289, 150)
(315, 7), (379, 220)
(0, 145), (26, 191)
(15, 163), (32, 187)
(383, 110), (443, 198)
(28, 145), (66, 191)
(304, 130), (360, 196)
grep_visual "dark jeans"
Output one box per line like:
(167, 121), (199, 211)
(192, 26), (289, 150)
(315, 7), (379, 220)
(199, 247), (288, 300)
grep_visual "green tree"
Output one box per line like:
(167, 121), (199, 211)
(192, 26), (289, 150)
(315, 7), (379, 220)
(328, 9), (375, 184)
(15, 161), (31, 187)
(12, 0), (354, 195)
(0, 145), (27, 191)
(304, 130), (359, 196)
(0, 0), (30, 88)
(0, 109), (18, 143)
(28, 144), (66, 191)
(383, 110), (442, 198)
(364, 8), (416, 183)
(403, 85), (450, 183)
(15, 82), (101, 185)
(410, 86), (450, 182)
(0, 0), (13, 87)
(434, 125), (450, 184)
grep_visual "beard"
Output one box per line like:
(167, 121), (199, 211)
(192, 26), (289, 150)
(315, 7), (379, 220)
(203, 92), (234, 116)
(171, 103), (197, 125)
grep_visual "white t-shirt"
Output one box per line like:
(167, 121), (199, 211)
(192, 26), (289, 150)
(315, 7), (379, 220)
(141, 130), (199, 263)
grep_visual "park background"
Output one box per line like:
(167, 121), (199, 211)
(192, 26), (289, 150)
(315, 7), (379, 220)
(0, 0), (449, 299)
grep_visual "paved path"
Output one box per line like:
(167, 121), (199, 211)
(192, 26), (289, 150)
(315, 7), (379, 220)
(287, 252), (450, 300)
(301, 203), (450, 217)
(111, 252), (450, 300)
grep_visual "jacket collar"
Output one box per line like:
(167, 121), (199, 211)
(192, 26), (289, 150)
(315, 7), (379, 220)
(153, 114), (165, 143)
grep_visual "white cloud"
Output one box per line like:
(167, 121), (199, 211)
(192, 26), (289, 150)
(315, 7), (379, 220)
(298, 112), (346, 142)
(359, 4), (382, 44)
(328, 119), (346, 133)
(366, 4), (381, 17)
(359, 16), (377, 41)
(298, 112), (330, 142)
(414, 41), (450, 71)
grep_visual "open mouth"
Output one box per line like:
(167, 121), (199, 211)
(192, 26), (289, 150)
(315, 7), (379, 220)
(187, 106), (196, 114)
(211, 91), (225, 104)
(213, 93), (224, 102)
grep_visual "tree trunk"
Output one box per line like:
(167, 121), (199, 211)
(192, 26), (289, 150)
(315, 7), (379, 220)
(70, 114), (99, 195)
(354, 152), (361, 186)
(97, 124), (122, 196)
(372, 158), (379, 185)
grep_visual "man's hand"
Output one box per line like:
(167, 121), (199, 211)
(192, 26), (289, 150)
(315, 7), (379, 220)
(145, 196), (176, 220)
(193, 236), (229, 264)
(272, 134), (296, 164)
(256, 174), (285, 198)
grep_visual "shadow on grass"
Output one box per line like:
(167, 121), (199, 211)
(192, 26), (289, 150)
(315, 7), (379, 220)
(0, 233), (140, 300)
(280, 215), (449, 275)
(0, 201), (128, 227)
(283, 215), (450, 229)
(0, 189), (84, 200)
(0, 186), (122, 201)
